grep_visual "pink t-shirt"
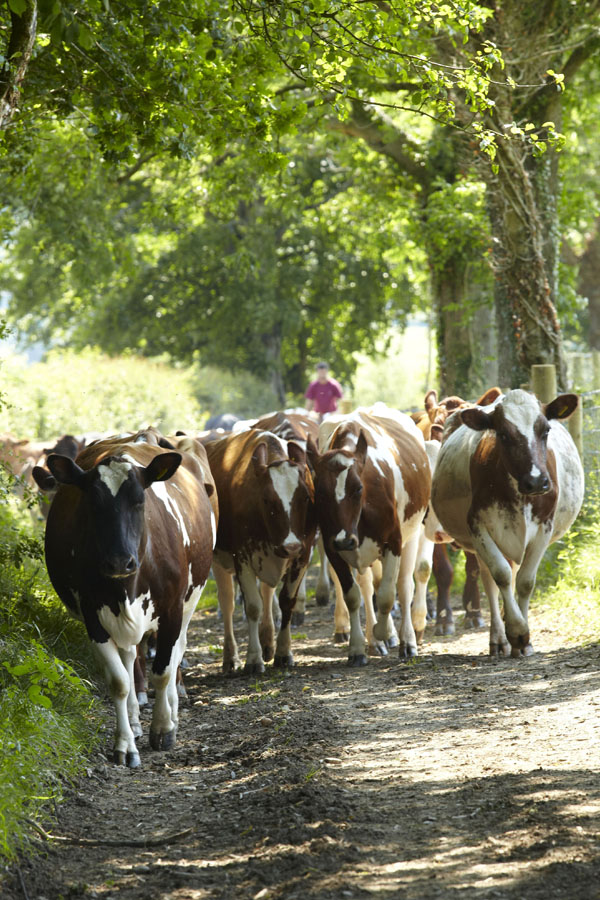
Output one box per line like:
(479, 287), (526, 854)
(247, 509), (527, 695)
(305, 378), (343, 414)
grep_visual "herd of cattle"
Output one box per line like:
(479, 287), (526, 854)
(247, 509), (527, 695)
(0, 386), (585, 767)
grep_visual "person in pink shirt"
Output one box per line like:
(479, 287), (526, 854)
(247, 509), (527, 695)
(305, 362), (343, 421)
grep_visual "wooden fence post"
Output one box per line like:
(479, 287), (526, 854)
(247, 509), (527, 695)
(530, 364), (556, 404)
(568, 399), (584, 460)
(593, 349), (600, 390)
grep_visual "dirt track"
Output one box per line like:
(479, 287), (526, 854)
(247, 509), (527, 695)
(4, 586), (600, 900)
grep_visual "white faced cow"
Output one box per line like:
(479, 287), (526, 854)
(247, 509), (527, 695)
(308, 404), (431, 665)
(205, 429), (316, 674)
(432, 390), (584, 656)
(35, 435), (217, 767)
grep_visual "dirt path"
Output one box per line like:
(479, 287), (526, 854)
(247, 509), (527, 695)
(5, 587), (600, 900)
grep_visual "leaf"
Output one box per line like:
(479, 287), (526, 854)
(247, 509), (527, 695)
(8, 0), (28, 15)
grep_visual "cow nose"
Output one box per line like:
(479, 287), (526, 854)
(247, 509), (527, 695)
(520, 474), (550, 495)
(333, 534), (358, 552)
(102, 555), (139, 578)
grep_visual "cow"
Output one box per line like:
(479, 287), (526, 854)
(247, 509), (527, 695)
(33, 433), (217, 767)
(307, 404), (431, 664)
(204, 413), (240, 432)
(205, 429), (317, 674)
(432, 389), (584, 656)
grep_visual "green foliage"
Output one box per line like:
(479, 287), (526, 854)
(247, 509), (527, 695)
(0, 348), (206, 437)
(0, 499), (103, 861)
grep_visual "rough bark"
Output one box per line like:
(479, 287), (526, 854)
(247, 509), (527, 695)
(576, 218), (600, 352)
(0, 2), (38, 131)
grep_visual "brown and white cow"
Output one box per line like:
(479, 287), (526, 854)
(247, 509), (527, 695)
(308, 404), (431, 664)
(205, 429), (316, 674)
(432, 389), (584, 656)
(34, 434), (217, 767)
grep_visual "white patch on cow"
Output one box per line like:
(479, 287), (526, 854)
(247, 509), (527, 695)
(269, 463), (299, 518)
(502, 390), (541, 444)
(150, 480), (190, 546)
(354, 536), (380, 572)
(335, 528), (346, 544)
(335, 465), (350, 503)
(210, 510), (217, 548)
(98, 591), (156, 650)
(99, 460), (133, 497)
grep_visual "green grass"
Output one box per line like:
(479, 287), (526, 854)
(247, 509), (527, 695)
(0, 500), (104, 861)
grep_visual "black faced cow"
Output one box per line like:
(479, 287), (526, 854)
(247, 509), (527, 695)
(205, 429), (316, 673)
(432, 389), (584, 656)
(34, 434), (217, 767)
(308, 404), (431, 664)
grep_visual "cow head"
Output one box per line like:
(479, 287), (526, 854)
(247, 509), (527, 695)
(251, 440), (314, 558)
(44, 451), (182, 578)
(459, 390), (578, 495)
(307, 431), (368, 559)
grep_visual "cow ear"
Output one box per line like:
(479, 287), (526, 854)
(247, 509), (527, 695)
(355, 431), (368, 468)
(460, 408), (493, 431)
(287, 441), (306, 466)
(46, 454), (86, 487)
(424, 389), (438, 413)
(544, 393), (579, 421)
(476, 386), (502, 407)
(142, 451), (182, 488)
(204, 482), (215, 498)
(251, 441), (269, 474)
(306, 436), (320, 472)
(32, 466), (57, 493)
(430, 424), (444, 442)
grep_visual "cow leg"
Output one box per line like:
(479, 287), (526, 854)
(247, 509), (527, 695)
(150, 595), (197, 751)
(328, 551), (367, 666)
(134, 644), (148, 707)
(94, 639), (141, 769)
(329, 565), (350, 643)
(236, 565), (266, 674)
(259, 582), (276, 662)
(314, 535), (331, 607)
(432, 544), (454, 635)
(412, 530), (434, 644)
(291, 576), (307, 626)
(472, 530), (529, 653)
(392, 538), (419, 658)
(372, 548), (402, 650)
(463, 552), (485, 629)
(120, 646), (143, 740)
(212, 560), (242, 673)
(356, 567), (387, 656)
(512, 531), (550, 657)
(274, 554), (310, 667)
(477, 558), (510, 657)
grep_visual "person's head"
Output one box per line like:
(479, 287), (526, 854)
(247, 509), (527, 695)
(316, 362), (329, 383)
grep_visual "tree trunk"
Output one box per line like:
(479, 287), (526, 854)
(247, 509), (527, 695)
(431, 256), (473, 397)
(577, 218), (600, 352)
(485, 140), (567, 390)
(0, 2), (37, 131)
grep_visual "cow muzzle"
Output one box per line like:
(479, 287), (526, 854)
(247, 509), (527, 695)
(333, 534), (359, 553)
(274, 541), (302, 559)
(518, 473), (550, 495)
(101, 555), (139, 579)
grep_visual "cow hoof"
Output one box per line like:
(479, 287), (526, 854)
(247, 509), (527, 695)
(489, 642), (511, 657)
(399, 643), (418, 659)
(315, 590), (330, 607)
(223, 659), (242, 675)
(435, 620), (454, 636)
(522, 642), (534, 657)
(368, 642), (388, 657)
(243, 661), (265, 675)
(386, 633), (399, 650)
(291, 611), (305, 626)
(262, 645), (274, 663)
(464, 614), (486, 630)
(274, 653), (295, 668)
(113, 750), (127, 766)
(132, 722), (143, 739)
(127, 750), (141, 768)
(137, 691), (148, 708)
(511, 643), (535, 658)
(334, 632), (350, 644)
(347, 654), (368, 667)
(150, 728), (177, 751)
